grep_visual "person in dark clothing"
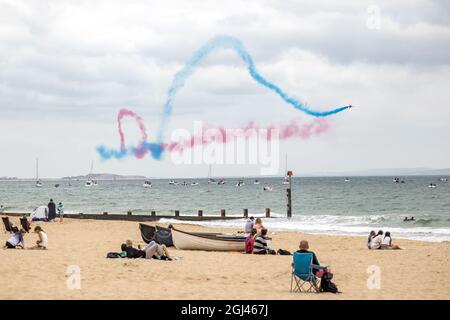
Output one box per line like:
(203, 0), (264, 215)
(121, 242), (145, 259)
(296, 240), (323, 274)
(47, 199), (56, 221)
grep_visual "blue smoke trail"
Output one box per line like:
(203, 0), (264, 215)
(155, 35), (348, 153)
(98, 35), (349, 160)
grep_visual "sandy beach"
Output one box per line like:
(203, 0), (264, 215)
(1, 217), (449, 300)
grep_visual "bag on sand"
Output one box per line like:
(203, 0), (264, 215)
(106, 252), (122, 259)
(277, 249), (291, 255)
(320, 272), (339, 293)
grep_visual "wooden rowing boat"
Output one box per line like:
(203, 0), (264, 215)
(139, 223), (174, 247)
(171, 228), (246, 251)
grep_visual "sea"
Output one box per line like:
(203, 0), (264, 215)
(1, 176), (449, 242)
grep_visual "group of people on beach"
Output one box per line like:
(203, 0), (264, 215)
(367, 230), (401, 250)
(3, 226), (48, 250)
(32, 199), (64, 223)
(244, 217), (277, 255)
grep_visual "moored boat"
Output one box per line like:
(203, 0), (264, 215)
(171, 228), (246, 251)
(139, 223), (174, 247)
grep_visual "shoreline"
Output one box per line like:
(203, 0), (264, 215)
(3, 211), (449, 243)
(1, 218), (449, 299)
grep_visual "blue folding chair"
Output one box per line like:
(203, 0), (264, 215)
(290, 252), (327, 293)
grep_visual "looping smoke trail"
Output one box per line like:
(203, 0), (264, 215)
(97, 35), (349, 161)
(156, 35), (349, 147)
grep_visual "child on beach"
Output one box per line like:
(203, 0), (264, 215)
(367, 231), (376, 249)
(245, 228), (257, 254)
(4, 229), (27, 249)
(57, 202), (64, 223)
(30, 226), (48, 250)
(370, 230), (384, 249)
(254, 218), (264, 235)
(381, 232), (401, 250)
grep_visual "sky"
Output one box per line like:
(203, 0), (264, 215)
(0, 0), (449, 178)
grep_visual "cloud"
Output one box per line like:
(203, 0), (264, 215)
(0, 0), (449, 177)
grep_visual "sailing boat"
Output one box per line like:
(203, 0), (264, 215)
(207, 164), (215, 184)
(35, 158), (42, 187)
(85, 161), (94, 187)
(282, 154), (289, 185)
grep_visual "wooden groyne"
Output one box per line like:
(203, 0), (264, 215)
(3, 208), (274, 222)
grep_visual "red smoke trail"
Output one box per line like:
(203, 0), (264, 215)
(116, 108), (330, 159)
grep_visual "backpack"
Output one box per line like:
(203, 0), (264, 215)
(320, 272), (339, 293)
(106, 252), (122, 259)
(277, 249), (291, 255)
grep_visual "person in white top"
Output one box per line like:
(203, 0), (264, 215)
(381, 231), (401, 250)
(30, 226), (48, 250)
(370, 230), (383, 249)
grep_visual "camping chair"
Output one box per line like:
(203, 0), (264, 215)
(2, 216), (18, 234)
(290, 252), (328, 293)
(20, 216), (31, 233)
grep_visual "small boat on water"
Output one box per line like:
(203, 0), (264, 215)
(191, 182), (199, 186)
(139, 223), (174, 247)
(217, 178), (226, 185)
(236, 180), (245, 187)
(263, 185), (273, 191)
(171, 228), (246, 251)
(143, 181), (152, 188)
(440, 178), (448, 182)
(35, 158), (42, 187)
(344, 178), (350, 182)
(429, 183), (437, 188)
(254, 179), (260, 185)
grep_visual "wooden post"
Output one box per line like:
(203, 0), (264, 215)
(127, 210), (132, 216)
(221, 209), (226, 217)
(151, 211), (156, 217)
(265, 208), (271, 218)
(287, 170), (293, 218)
(243, 208), (248, 218)
(175, 210), (180, 217)
(198, 210), (203, 217)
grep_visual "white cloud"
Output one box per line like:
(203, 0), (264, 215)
(0, 0), (449, 178)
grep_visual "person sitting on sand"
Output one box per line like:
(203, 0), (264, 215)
(30, 226), (48, 250)
(245, 228), (257, 254)
(141, 240), (172, 261)
(296, 240), (324, 275)
(381, 232), (401, 250)
(367, 231), (376, 249)
(254, 218), (264, 235)
(253, 228), (274, 255)
(370, 230), (384, 249)
(245, 217), (254, 234)
(4, 229), (27, 249)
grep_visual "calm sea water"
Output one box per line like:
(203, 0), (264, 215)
(1, 176), (449, 242)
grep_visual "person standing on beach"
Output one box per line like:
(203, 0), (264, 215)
(245, 217), (254, 234)
(47, 199), (56, 222)
(57, 202), (64, 223)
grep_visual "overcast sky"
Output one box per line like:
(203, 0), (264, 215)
(0, 0), (449, 178)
